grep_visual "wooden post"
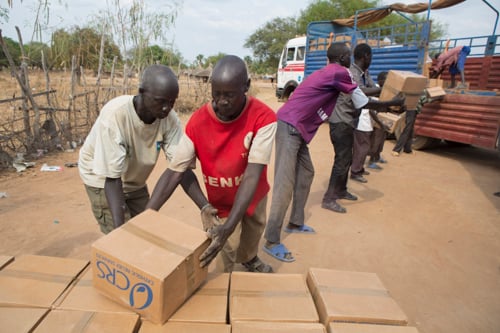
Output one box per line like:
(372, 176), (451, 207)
(17, 27), (42, 146)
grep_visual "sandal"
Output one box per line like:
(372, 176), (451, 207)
(263, 243), (295, 262)
(242, 256), (274, 273)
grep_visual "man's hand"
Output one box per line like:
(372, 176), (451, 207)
(199, 224), (231, 268)
(391, 93), (406, 107)
(200, 203), (220, 231)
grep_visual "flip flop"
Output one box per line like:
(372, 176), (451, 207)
(284, 224), (316, 234)
(263, 243), (295, 262)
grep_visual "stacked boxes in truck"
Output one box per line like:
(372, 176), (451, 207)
(299, 2), (500, 151)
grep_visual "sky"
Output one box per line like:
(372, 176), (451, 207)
(2, 0), (498, 63)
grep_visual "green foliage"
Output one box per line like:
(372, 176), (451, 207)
(24, 41), (50, 68)
(49, 26), (121, 71)
(244, 17), (301, 74)
(0, 36), (21, 67)
(244, 0), (446, 75)
(204, 53), (226, 68)
(133, 44), (184, 69)
(92, 0), (181, 72)
(297, 0), (379, 32)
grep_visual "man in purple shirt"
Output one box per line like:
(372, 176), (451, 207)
(263, 42), (369, 263)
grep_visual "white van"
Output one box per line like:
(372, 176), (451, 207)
(276, 36), (306, 100)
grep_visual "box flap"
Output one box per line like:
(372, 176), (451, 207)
(0, 306), (49, 332)
(0, 255), (88, 308)
(232, 321), (326, 333)
(0, 255), (14, 270)
(54, 267), (135, 314)
(34, 309), (140, 333)
(139, 321), (231, 333)
(91, 209), (209, 278)
(230, 272), (319, 323)
(307, 268), (407, 326)
(169, 272), (229, 323)
(329, 322), (420, 332)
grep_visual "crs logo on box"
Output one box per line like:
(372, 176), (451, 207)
(95, 260), (153, 310)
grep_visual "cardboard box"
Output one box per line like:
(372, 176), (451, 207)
(0, 307), (49, 332)
(307, 268), (408, 326)
(375, 112), (402, 133)
(427, 78), (443, 88)
(0, 255), (88, 308)
(53, 267), (136, 314)
(169, 272), (229, 324)
(328, 322), (420, 333)
(380, 70), (428, 109)
(232, 321), (327, 332)
(229, 272), (319, 323)
(33, 309), (140, 333)
(139, 321), (231, 333)
(425, 86), (446, 99)
(0, 255), (14, 270)
(91, 209), (211, 324)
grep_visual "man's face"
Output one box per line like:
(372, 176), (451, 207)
(142, 86), (178, 120)
(211, 77), (248, 121)
(340, 47), (351, 68)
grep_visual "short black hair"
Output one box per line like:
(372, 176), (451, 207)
(353, 43), (371, 60)
(377, 71), (388, 82)
(327, 42), (348, 62)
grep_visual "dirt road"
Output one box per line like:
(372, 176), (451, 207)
(0, 81), (499, 333)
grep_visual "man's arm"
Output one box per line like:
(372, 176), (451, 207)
(179, 169), (209, 209)
(199, 163), (264, 267)
(104, 177), (126, 229)
(146, 168), (185, 211)
(369, 110), (390, 132)
(365, 94), (405, 113)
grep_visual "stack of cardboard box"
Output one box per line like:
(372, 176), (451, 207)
(0, 210), (422, 332)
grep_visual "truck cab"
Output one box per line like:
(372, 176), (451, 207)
(276, 36), (306, 100)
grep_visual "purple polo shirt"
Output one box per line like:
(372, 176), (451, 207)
(277, 62), (357, 143)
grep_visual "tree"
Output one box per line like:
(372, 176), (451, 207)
(244, 0), (446, 74)
(133, 44), (184, 68)
(244, 17), (300, 74)
(24, 41), (50, 68)
(0, 36), (21, 67)
(92, 0), (181, 72)
(297, 0), (378, 32)
(49, 26), (121, 71)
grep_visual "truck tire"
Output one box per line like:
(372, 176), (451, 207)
(412, 136), (441, 150)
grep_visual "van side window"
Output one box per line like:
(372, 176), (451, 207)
(296, 46), (305, 61)
(287, 47), (296, 62)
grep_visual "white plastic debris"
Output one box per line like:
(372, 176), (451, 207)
(40, 163), (62, 172)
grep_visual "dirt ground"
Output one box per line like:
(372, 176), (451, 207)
(0, 81), (499, 333)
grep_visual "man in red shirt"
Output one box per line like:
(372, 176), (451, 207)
(146, 55), (277, 273)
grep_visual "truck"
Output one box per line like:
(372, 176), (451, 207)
(278, 0), (500, 151)
(276, 36), (306, 100)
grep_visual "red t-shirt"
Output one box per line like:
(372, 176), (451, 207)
(185, 97), (277, 217)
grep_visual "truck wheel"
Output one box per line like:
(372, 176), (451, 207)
(412, 136), (441, 150)
(393, 114), (439, 150)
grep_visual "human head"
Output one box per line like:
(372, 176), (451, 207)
(210, 55), (250, 121)
(327, 42), (351, 68)
(138, 64), (179, 122)
(377, 71), (388, 88)
(353, 43), (372, 70)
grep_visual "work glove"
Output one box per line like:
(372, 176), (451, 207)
(199, 224), (231, 268)
(200, 203), (220, 231)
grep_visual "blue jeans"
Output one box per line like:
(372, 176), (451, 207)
(264, 121), (314, 244)
(323, 122), (354, 202)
